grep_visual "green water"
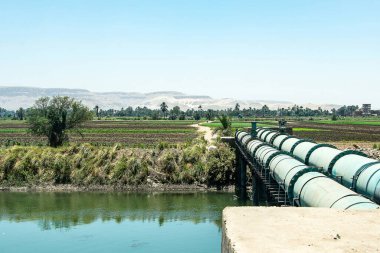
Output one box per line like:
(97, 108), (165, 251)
(0, 191), (249, 253)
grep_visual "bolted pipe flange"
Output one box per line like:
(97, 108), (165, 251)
(327, 150), (368, 174)
(304, 144), (337, 165)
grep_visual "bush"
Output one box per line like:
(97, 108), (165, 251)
(205, 144), (235, 188)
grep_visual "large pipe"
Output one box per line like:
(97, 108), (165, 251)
(332, 155), (380, 203)
(235, 131), (379, 209)
(281, 137), (303, 154)
(272, 134), (289, 149)
(293, 171), (379, 209)
(254, 128), (380, 204)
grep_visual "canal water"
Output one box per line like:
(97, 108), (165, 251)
(0, 192), (250, 253)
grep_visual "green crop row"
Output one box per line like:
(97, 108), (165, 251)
(0, 128), (196, 134)
(292, 128), (330, 132)
(315, 119), (380, 126)
(200, 122), (276, 128)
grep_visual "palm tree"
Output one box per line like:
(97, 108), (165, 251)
(213, 114), (232, 136)
(160, 102), (168, 119)
(16, 107), (25, 120)
(94, 105), (99, 119)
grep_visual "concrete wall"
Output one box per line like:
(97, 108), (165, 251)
(222, 207), (380, 253)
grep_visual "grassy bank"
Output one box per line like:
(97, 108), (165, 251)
(0, 139), (235, 189)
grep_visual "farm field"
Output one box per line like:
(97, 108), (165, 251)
(313, 118), (380, 126)
(200, 117), (380, 147)
(2, 118), (380, 148)
(289, 120), (380, 143)
(200, 120), (277, 131)
(0, 120), (198, 147)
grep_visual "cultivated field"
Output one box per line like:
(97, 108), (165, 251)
(0, 120), (198, 147)
(289, 120), (380, 143)
(201, 118), (380, 147)
(2, 117), (380, 148)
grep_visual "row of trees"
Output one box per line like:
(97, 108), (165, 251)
(91, 103), (335, 120)
(0, 103), (366, 122)
(111, 103), (351, 119)
(0, 96), (373, 148)
(0, 102), (368, 123)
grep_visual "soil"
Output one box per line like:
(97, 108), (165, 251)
(191, 122), (217, 143)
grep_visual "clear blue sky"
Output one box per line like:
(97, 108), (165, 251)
(0, 0), (379, 107)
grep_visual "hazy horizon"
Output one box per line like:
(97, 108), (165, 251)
(1, 1), (379, 107)
(0, 85), (367, 111)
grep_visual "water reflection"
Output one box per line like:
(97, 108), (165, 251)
(0, 191), (249, 230)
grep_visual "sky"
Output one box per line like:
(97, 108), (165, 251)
(0, 0), (379, 107)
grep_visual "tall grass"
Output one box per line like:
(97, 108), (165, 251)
(0, 139), (235, 188)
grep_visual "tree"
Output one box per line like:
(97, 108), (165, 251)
(233, 103), (240, 117)
(331, 108), (338, 121)
(193, 112), (201, 121)
(172, 106), (181, 117)
(178, 112), (186, 120)
(94, 105), (99, 119)
(160, 102), (168, 119)
(205, 109), (214, 121)
(197, 105), (203, 118)
(151, 110), (160, 120)
(213, 114), (232, 136)
(16, 107), (25, 120)
(234, 103), (240, 112)
(261, 105), (269, 117)
(27, 96), (93, 147)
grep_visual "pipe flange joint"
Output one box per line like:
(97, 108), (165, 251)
(304, 144), (337, 165)
(278, 136), (294, 150)
(264, 151), (289, 168)
(289, 139), (309, 154)
(269, 132), (286, 144)
(287, 167), (320, 201)
(327, 150), (368, 174)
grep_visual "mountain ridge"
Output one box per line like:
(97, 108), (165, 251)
(0, 86), (340, 111)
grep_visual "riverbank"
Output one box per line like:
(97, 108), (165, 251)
(0, 184), (235, 192)
(0, 139), (236, 189)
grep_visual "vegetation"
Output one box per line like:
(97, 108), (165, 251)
(2, 96), (380, 190)
(201, 121), (276, 129)
(315, 119), (380, 126)
(27, 96), (93, 147)
(0, 139), (235, 188)
(212, 115), (232, 136)
(160, 102), (168, 118)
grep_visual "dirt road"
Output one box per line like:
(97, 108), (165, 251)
(191, 123), (217, 143)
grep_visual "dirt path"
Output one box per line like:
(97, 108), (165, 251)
(191, 123), (217, 143)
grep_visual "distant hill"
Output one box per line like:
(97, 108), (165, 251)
(0, 86), (341, 111)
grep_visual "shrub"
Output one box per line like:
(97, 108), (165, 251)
(205, 144), (235, 188)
